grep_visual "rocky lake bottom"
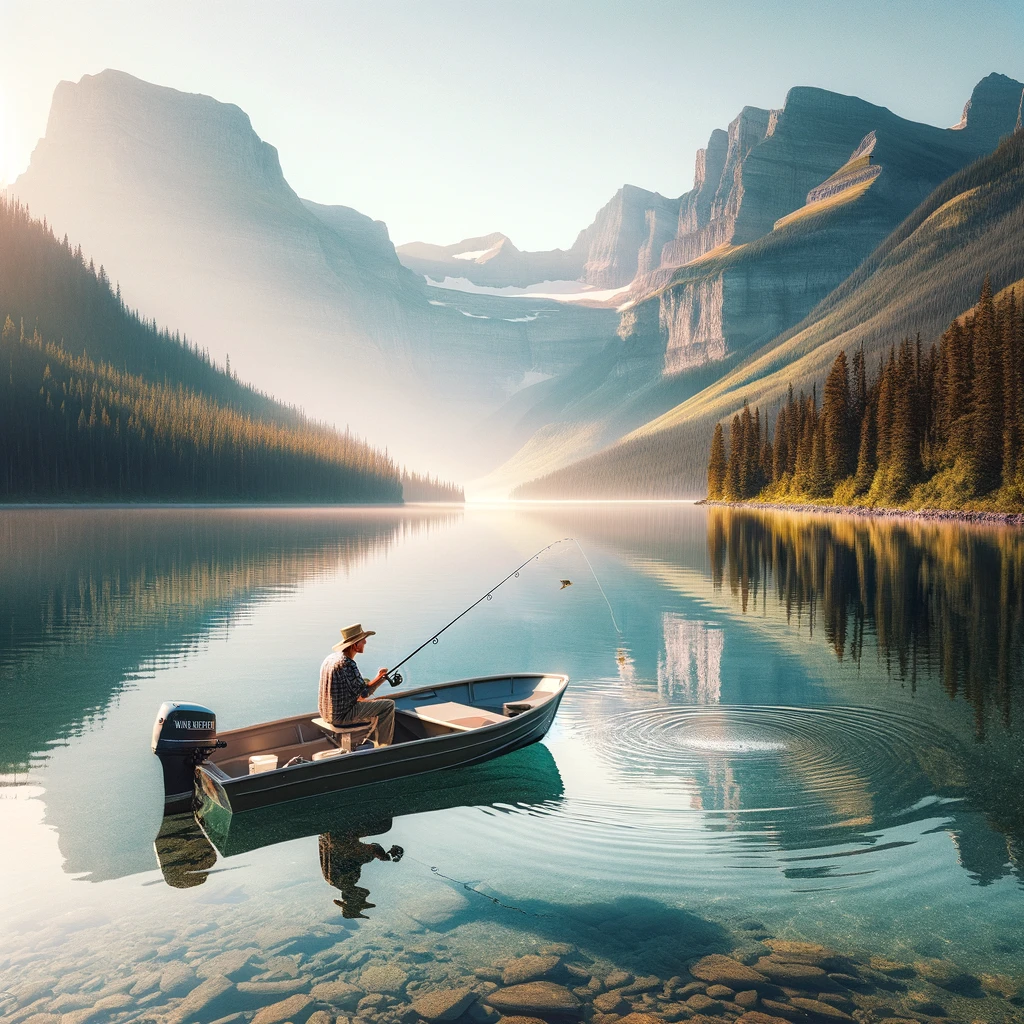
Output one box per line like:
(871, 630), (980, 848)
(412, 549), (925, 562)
(2, 891), (1023, 1024)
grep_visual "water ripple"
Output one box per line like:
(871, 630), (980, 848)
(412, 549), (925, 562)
(461, 705), (966, 895)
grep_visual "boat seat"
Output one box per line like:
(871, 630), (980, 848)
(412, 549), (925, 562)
(403, 701), (507, 731)
(311, 717), (374, 750)
(503, 696), (547, 717)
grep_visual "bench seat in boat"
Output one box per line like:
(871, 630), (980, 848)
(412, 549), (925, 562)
(310, 717), (373, 750)
(402, 701), (507, 731)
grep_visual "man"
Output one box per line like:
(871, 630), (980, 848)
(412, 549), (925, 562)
(319, 623), (395, 746)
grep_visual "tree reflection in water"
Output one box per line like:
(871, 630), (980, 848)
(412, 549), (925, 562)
(708, 508), (1024, 738)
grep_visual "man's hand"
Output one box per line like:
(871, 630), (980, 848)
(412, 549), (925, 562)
(367, 667), (389, 690)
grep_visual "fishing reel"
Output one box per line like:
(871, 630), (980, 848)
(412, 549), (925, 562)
(387, 672), (403, 687)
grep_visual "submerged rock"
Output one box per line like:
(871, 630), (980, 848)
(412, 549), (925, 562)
(913, 959), (980, 994)
(159, 962), (198, 995)
(236, 979), (309, 996)
(311, 980), (364, 1009)
(361, 965), (409, 995)
(410, 986), (478, 1021)
(691, 956), (770, 989)
(503, 956), (562, 985)
(737, 1013), (792, 1024)
(788, 996), (854, 1020)
(251, 992), (314, 1024)
(760, 998), (803, 1020)
(616, 1014), (665, 1024)
(687, 994), (724, 1013)
(706, 985), (735, 999)
(622, 976), (661, 995)
(592, 990), (628, 1014)
(486, 981), (582, 1017)
(163, 974), (234, 1024)
(198, 947), (258, 979)
(755, 958), (829, 987)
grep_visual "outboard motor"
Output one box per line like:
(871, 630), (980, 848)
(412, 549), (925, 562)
(152, 702), (221, 812)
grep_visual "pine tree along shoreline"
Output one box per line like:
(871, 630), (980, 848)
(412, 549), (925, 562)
(705, 279), (1024, 517)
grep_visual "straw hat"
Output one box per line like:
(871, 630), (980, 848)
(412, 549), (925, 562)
(333, 623), (376, 651)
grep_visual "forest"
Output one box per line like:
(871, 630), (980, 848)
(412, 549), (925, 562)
(401, 471), (465, 502)
(1, 317), (402, 502)
(706, 279), (1024, 511)
(0, 197), (460, 503)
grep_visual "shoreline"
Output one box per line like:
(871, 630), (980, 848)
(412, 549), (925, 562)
(699, 499), (1024, 526)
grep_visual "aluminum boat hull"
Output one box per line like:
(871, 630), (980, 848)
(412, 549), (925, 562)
(195, 672), (567, 814)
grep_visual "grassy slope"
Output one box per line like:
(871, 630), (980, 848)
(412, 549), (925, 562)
(516, 130), (1024, 499)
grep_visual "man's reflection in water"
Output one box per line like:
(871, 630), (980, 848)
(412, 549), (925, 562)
(318, 821), (404, 918)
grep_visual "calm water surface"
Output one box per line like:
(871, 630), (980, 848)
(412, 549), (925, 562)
(1, 504), (1022, 1022)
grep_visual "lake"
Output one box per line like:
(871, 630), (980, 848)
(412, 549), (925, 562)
(1, 503), (1022, 1024)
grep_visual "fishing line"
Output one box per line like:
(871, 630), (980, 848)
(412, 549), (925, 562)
(570, 538), (622, 636)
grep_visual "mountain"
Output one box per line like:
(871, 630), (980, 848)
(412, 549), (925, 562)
(397, 185), (682, 291)
(10, 70), (618, 476)
(621, 74), (1024, 371)
(0, 196), (406, 502)
(483, 74), (1024, 494)
(515, 125), (1024, 498)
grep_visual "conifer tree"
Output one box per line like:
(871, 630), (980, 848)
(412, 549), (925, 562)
(748, 406), (763, 495)
(707, 422), (727, 499)
(809, 419), (829, 497)
(852, 345), (868, 426)
(738, 402), (754, 497)
(941, 320), (972, 463)
(1000, 290), (1022, 487)
(853, 401), (876, 495)
(725, 414), (743, 500)
(772, 405), (789, 483)
(822, 350), (853, 484)
(793, 396), (816, 493)
(786, 386), (801, 477)
(760, 434), (773, 491)
(969, 277), (1003, 493)
(875, 350), (896, 471)
(889, 338), (922, 499)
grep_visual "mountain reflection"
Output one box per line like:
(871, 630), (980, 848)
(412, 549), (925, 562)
(706, 507), (1024, 738)
(658, 614), (724, 702)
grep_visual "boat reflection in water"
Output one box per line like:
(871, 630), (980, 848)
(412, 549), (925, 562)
(153, 742), (564, 911)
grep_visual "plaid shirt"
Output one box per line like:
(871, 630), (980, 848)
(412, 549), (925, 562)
(319, 652), (369, 724)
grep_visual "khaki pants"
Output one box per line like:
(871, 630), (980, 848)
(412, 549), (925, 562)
(339, 698), (395, 746)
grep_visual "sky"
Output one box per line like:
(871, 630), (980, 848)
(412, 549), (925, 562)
(3, 0), (1023, 251)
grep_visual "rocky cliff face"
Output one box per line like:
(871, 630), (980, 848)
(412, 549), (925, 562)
(573, 184), (682, 286)
(621, 73), (1024, 376)
(11, 70), (617, 476)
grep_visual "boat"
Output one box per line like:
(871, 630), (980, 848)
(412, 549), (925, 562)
(152, 672), (568, 814)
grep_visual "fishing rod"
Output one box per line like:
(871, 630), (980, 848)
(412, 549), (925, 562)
(385, 538), (573, 687)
